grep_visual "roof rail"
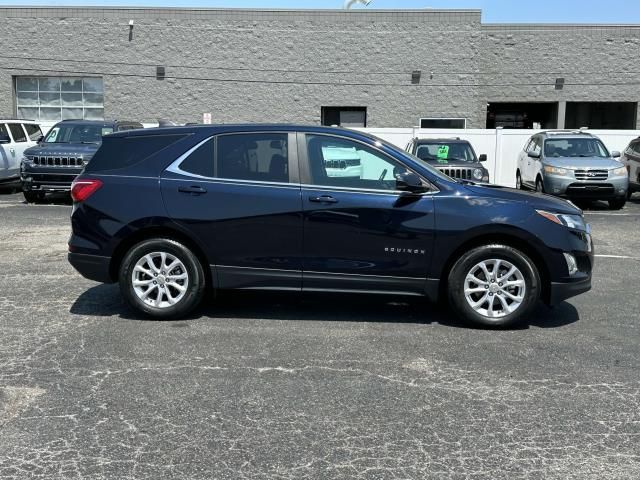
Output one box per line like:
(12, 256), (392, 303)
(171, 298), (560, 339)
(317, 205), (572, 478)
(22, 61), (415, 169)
(543, 129), (592, 136)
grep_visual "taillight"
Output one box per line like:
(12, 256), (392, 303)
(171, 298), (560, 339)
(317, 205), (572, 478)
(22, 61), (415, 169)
(71, 179), (103, 202)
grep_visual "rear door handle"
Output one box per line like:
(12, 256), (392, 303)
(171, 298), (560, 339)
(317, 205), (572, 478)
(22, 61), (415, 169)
(178, 185), (207, 195)
(309, 195), (338, 204)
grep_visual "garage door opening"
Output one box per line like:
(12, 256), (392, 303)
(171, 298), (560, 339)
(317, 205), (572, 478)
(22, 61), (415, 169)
(565, 102), (638, 130)
(486, 102), (558, 129)
(321, 107), (367, 127)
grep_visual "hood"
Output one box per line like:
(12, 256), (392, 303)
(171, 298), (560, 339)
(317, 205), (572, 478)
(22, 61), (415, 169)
(546, 157), (622, 170)
(24, 143), (100, 159)
(463, 183), (581, 215)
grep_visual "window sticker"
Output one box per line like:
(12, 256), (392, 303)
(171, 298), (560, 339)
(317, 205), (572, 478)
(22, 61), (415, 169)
(437, 145), (450, 163)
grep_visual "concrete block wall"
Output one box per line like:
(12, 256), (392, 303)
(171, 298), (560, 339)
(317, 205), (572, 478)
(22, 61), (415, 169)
(480, 24), (640, 127)
(0, 7), (484, 127)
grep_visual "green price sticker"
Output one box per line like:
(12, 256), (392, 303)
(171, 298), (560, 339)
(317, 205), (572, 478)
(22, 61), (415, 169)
(437, 145), (450, 160)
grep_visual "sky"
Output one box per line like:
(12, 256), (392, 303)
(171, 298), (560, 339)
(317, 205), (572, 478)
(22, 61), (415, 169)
(0, 0), (639, 24)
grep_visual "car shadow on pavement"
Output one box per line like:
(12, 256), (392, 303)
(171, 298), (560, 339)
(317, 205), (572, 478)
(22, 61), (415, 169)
(70, 284), (580, 330)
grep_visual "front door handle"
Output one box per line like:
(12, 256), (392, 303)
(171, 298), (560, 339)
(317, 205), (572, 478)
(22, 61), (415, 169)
(309, 195), (338, 204)
(178, 185), (207, 195)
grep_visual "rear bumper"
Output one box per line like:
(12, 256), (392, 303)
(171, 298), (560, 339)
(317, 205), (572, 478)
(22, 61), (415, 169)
(68, 252), (113, 283)
(548, 276), (592, 306)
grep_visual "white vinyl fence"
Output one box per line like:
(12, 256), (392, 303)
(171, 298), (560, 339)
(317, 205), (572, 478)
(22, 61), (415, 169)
(357, 128), (640, 188)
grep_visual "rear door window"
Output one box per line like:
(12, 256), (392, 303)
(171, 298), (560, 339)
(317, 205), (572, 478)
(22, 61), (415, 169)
(8, 124), (27, 142)
(216, 133), (289, 183)
(178, 138), (215, 178)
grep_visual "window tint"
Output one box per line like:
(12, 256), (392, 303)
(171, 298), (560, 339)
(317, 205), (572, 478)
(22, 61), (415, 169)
(86, 134), (188, 173)
(0, 124), (8, 138)
(179, 138), (215, 177)
(8, 124), (27, 142)
(23, 123), (42, 141)
(216, 133), (289, 183)
(306, 135), (409, 191)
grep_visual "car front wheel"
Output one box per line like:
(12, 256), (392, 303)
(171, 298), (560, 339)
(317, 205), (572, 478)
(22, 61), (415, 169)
(608, 198), (626, 210)
(447, 245), (541, 327)
(119, 238), (206, 319)
(23, 191), (44, 203)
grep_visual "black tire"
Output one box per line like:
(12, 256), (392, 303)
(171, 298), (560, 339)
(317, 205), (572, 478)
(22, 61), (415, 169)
(119, 238), (206, 319)
(608, 198), (626, 210)
(23, 191), (44, 203)
(535, 177), (545, 193)
(447, 244), (541, 328)
(516, 171), (524, 190)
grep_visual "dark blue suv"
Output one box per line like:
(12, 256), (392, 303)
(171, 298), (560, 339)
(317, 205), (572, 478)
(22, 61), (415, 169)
(68, 125), (593, 327)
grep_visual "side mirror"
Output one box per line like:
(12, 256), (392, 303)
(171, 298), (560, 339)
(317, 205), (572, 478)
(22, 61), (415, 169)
(36, 135), (44, 144)
(528, 151), (541, 159)
(0, 133), (10, 144)
(479, 154), (487, 162)
(395, 171), (426, 194)
(611, 151), (621, 158)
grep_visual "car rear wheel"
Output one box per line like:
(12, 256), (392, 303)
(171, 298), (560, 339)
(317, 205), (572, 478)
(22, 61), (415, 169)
(447, 245), (540, 327)
(119, 238), (206, 319)
(23, 191), (45, 203)
(608, 198), (626, 210)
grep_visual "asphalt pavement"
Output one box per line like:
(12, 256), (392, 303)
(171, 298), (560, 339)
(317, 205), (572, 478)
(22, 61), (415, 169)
(0, 192), (638, 479)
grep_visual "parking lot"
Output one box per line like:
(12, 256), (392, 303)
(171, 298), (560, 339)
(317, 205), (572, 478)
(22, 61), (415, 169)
(0, 191), (639, 479)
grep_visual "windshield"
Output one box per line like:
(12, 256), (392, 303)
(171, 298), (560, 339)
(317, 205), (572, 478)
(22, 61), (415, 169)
(544, 138), (610, 158)
(44, 125), (114, 144)
(415, 142), (477, 164)
(374, 136), (454, 183)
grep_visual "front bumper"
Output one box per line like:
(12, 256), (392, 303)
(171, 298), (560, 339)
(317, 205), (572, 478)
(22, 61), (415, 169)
(68, 252), (113, 284)
(22, 164), (82, 192)
(548, 276), (592, 305)
(543, 174), (628, 199)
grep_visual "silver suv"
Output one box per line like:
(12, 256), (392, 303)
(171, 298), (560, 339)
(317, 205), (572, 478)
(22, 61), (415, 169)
(516, 130), (629, 210)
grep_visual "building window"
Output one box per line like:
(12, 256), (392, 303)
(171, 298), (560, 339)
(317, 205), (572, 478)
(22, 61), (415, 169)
(15, 76), (104, 123)
(420, 118), (467, 129)
(321, 107), (367, 128)
(565, 102), (638, 130)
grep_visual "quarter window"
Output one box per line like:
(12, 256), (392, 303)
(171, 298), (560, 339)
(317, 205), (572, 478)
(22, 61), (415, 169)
(0, 124), (8, 138)
(306, 135), (409, 191)
(216, 133), (289, 183)
(8, 124), (27, 143)
(15, 76), (104, 122)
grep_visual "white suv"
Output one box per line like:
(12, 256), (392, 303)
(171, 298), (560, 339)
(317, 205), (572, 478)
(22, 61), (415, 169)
(0, 120), (43, 189)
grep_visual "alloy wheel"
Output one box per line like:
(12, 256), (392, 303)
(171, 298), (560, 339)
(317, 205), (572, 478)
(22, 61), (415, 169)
(464, 259), (526, 318)
(131, 252), (189, 308)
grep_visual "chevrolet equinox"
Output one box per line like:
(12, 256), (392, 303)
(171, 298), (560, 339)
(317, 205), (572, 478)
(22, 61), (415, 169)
(68, 125), (594, 327)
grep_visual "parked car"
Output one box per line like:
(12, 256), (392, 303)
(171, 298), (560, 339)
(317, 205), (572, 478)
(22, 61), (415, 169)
(620, 136), (640, 199)
(21, 119), (143, 203)
(68, 125), (594, 328)
(406, 137), (490, 183)
(0, 119), (43, 190)
(516, 130), (629, 210)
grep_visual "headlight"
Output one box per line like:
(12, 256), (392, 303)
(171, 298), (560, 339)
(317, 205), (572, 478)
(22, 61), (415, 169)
(536, 210), (587, 231)
(544, 165), (570, 176)
(472, 168), (483, 180)
(612, 166), (628, 176)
